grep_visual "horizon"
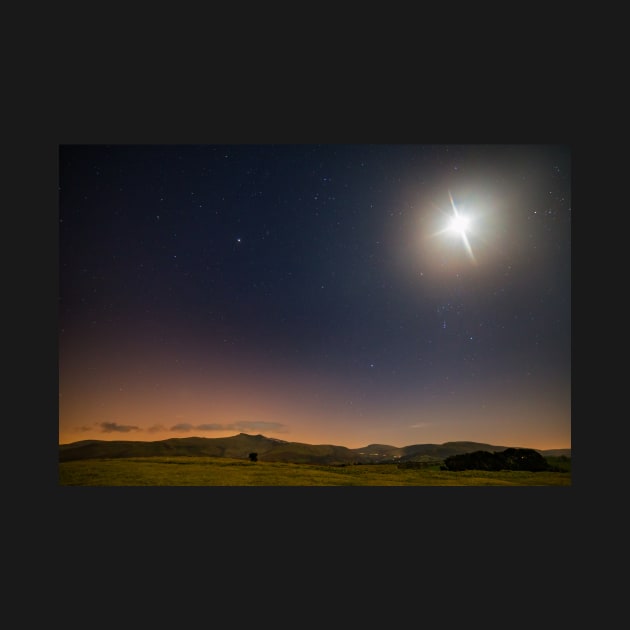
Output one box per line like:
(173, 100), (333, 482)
(59, 144), (570, 452)
(59, 431), (571, 452)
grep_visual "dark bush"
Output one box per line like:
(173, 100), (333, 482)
(443, 448), (551, 472)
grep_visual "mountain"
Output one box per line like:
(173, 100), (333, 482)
(59, 433), (571, 465)
(355, 440), (514, 463)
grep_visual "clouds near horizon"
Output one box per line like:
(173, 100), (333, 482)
(75, 420), (288, 435)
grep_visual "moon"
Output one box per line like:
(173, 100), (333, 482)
(434, 191), (477, 264)
(447, 213), (470, 236)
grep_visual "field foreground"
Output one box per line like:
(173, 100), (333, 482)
(59, 456), (571, 486)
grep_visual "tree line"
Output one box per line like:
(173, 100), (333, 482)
(440, 448), (557, 472)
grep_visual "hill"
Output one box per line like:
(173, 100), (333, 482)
(59, 433), (570, 465)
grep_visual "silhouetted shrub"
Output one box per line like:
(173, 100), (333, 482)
(443, 448), (551, 472)
(248, 452), (258, 462)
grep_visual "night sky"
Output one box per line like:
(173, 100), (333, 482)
(58, 144), (571, 450)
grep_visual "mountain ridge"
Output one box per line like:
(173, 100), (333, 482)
(59, 433), (571, 464)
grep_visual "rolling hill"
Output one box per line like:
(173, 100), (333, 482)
(59, 433), (571, 465)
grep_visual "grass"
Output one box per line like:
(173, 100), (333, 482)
(59, 456), (572, 486)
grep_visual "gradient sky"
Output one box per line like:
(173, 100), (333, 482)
(58, 144), (571, 450)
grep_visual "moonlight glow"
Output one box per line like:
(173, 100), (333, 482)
(433, 190), (477, 264)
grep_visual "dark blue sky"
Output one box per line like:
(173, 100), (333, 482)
(59, 144), (570, 449)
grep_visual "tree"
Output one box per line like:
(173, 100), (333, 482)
(248, 452), (258, 462)
(443, 448), (551, 472)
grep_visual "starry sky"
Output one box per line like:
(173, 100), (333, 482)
(58, 144), (571, 450)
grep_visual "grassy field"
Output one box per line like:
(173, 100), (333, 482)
(59, 456), (571, 486)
